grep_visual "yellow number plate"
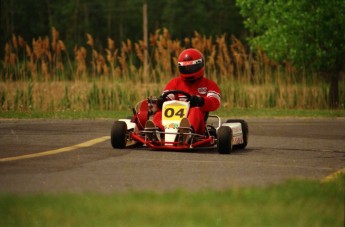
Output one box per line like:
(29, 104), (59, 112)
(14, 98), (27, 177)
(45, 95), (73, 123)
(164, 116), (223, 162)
(162, 104), (187, 121)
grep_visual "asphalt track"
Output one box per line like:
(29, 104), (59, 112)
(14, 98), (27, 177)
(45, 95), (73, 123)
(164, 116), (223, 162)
(0, 118), (344, 194)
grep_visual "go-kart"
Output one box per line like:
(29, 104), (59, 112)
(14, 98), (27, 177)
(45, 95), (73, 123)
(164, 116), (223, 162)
(110, 90), (248, 154)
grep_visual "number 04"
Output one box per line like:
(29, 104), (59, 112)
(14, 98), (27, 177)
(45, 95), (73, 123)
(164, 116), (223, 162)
(164, 108), (185, 118)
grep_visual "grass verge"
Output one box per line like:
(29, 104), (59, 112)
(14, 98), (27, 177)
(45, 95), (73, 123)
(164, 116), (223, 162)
(0, 175), (344, 227)
(0, 108), (345, 119)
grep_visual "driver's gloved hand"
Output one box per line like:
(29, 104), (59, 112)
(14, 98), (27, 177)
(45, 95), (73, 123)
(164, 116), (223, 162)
(156, 95), (165, 109)
(190, 95), (204, 107)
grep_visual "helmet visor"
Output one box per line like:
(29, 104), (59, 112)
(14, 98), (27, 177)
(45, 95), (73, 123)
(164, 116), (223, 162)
(178, 58), (204, 74)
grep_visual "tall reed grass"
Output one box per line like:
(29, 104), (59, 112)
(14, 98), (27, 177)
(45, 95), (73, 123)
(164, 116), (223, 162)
(1, 27), (343, 112)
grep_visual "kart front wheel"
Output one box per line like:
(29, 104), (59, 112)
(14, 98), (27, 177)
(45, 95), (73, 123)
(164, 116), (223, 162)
(217, 126), (233, 154)
(111, 121), (127, 149)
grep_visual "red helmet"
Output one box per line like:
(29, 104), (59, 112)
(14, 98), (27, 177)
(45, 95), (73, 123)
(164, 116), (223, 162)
(178, 48), (205, 82)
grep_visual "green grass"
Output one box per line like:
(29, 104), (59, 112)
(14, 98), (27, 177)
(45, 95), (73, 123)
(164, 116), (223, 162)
(1, 108), (344, 119)
(0, 176), (344, 227)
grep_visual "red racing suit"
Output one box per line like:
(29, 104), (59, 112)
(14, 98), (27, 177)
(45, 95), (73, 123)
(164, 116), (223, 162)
(153, 77), (221, 134)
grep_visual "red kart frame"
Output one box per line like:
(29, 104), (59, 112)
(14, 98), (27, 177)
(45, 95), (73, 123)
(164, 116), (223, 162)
(111, 90), (248, 154)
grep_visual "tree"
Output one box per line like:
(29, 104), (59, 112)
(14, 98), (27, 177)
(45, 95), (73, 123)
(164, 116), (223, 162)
(236, 0), (345, 108)
(1, 0), (245, 58)
(162, 0), (245, 39)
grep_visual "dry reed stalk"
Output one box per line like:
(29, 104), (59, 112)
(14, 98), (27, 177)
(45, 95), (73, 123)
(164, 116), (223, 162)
(152, 28), (180, 80)
(51, 27), (58, 48)
(190, 32), (213, 55)
(51, 27), (64, 72)
(18, 36), (26, 48)
(4, 43), (10, 66)
(86, 33), (94, 47)
(206, 45), (217, 81)
(230, 35), (250, 81)
(126, 39), (132, 52)
(134, 40), (147, 82)
(150, 30), (159, 47)
(106, 48), (119, 79)
(57, 40), (66, 71)
(32, 37), (52, 80)
(97, 53), (108, 76)
(256, 48), (278, 84)
(105, 38), (119, 79)
(91, 49), (98, 76)
(191, 31), (203, 52)
(12, 34), (18, 50)
(118, 42), (129, 78)
(32, 38), (42, 59)
(108, 38), (115, 51)
(74, 46), (87, 80)
(105, 49), (113, 64)
(135, 42), (144, 63)
(9, 52), (17, 67)
(42, 36), (50, 59)
(215, 34), (234, 81)
(41, 60), (49, 81)
(87, 33), (110, 77)
(205, 36), (213, 54)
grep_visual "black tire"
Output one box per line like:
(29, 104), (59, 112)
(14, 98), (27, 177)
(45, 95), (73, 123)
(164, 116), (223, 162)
(111, 121), (127, 149)
(226, 119), (248, 149)
(217, 126), (233, 154)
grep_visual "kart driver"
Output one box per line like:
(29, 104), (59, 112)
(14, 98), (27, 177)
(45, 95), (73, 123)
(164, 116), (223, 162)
(149, 48), (221, 135)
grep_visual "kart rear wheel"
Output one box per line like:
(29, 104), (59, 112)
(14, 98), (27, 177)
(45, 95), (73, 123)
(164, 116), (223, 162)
(111, 121), (127, 149)
(226, 119), (248, 149)
(217, 126), (233, 154)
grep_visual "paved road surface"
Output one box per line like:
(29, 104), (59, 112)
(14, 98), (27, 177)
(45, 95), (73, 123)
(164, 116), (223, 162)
(0, 118), (344, 194)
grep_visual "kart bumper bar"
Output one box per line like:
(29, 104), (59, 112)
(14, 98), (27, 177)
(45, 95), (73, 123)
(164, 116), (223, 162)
(130, 133), (214, 150)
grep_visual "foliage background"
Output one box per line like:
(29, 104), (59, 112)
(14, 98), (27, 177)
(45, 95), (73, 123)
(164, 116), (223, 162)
(0, 0), (245, 55)
(1, 0), (344, 112)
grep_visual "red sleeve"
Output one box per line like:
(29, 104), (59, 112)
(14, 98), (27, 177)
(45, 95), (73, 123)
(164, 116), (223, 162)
(202, 79), (221, 112)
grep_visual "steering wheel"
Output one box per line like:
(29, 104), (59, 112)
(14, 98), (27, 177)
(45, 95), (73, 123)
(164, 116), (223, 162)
(161, 90), (192, 102)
